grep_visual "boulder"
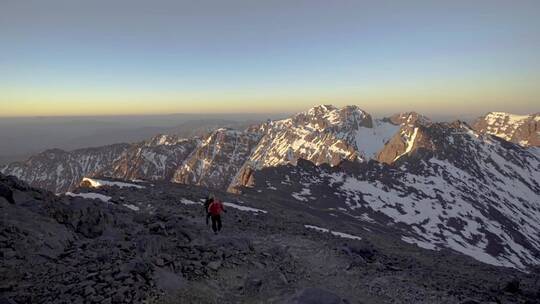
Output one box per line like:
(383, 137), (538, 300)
(503, 278), (520, 294)
(207, 260), (222, 271)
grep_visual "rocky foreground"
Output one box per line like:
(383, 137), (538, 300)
(1, 174), (539, 304)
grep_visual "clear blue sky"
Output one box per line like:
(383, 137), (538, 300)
(1, 0), (539, 116)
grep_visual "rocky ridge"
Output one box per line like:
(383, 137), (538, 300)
(172, 127), (262, 190)
(0, 143), (129, 193)
(473, 112), (540, 147)
(102, 135), (199, 182)
(244, 120), (540, 270)
(1, 173), (539, 303)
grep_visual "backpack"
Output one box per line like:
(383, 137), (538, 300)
(204, 197), (213, 213)
(208, 200), (223, 215)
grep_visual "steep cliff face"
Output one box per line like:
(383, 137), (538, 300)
(376, 112), (432, 164)
(473, 112), (540, 147)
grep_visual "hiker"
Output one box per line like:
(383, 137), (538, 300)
(203, 195), (214, 225)
(208, 197), (226, 234)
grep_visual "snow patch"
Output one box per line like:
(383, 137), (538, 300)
(123, 204), (140, 211)
(291, 188), (311, 202)
(224, 202), (267, 213)
(304, 225), (362, 241)
(179, 198), (202, 206)
(394, 127), (418, 161)
(354, 120), (399, 159)
(83, 178), (145, 189)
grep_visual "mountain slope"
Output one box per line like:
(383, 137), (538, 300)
(376, 112), (428, 164)
(473, 112), (540, 147)
(2, 173), (539, 303)
(101, 134), (199, 181)
(171, 128), (262, 190)
(244, 121), (540, 270)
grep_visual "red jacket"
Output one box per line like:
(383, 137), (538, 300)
(208, 200), (225, 216)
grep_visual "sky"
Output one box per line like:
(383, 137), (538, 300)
(1, 0), (539, 117)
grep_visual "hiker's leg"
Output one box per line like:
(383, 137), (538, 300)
(206, 213), (210, 225)
(211, 216), (218, 232)
(217, 215), (222, 231)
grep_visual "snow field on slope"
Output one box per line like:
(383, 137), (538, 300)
(354, 120), (399, 159)
(304, 225), (362, 241)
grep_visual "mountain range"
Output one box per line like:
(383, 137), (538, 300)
(2, 105), (538, 194)
(1, 105), (539, 272)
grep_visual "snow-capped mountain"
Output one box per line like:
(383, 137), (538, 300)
(0, 134), (203, 193)
(473, 112), (540, 147)
(228, 105), (402, 191)
(0, 144), (129, 193)
(171, 127), (262, 190)
(383, 111), (431, 126)
(245, 120), (540, 270)
(253, 105), (398, 165)
(102, 134), (199, 181)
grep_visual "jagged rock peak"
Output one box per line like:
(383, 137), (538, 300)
(172, 126), (262, 190)
(287, 104), (373, 130)
(484, 111), (539, 121)
(473, 112), (540, 147)
(144, 134), (190, 146)
(384, 111), (431, 126)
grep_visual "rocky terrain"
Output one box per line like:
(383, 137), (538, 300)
(2, 105), (539, 301)
(2, 173), (539, 304)
(473, 112), (540, 147)
(246, 119), (540, 270)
